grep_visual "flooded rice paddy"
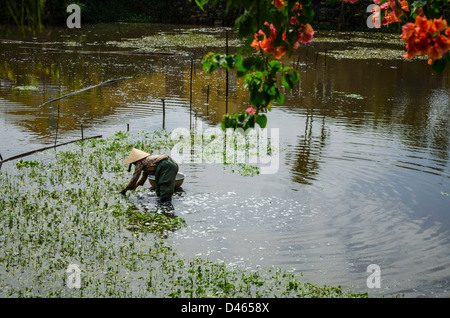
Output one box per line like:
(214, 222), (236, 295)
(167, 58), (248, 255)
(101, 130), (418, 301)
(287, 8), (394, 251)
(0, 23), (449, 297)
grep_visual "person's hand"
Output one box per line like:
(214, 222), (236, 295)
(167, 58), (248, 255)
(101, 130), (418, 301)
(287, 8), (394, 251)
(119, 189), (127, 195)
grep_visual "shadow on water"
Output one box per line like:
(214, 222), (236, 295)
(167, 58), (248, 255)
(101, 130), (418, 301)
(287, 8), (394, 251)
(0, 23), (449, 297)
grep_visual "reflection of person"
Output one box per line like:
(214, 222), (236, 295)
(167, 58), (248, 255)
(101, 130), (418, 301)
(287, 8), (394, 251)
(120, 148), (179, 204)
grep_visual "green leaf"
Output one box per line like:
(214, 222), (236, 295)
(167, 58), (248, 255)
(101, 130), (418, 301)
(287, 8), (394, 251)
(256, 114), (267, 129)
(236, 13), (256, 40)
(193, 0), (206, 11)
(282, 71), (300, 90)
(250, 91), (264, 107)
(275, 89), (284, 105)
(282, 73), (293, 90)
(431, 56), (447, 74)
(302, 6), (314, 23)
(225, 55), (238, 70)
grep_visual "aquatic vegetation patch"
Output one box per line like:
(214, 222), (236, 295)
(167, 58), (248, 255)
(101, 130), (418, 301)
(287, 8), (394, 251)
(16, 160), (40, 169)
(314, 31), (403, 46)
(320, 46), (428, 61)
(126, 207), (187, 238)
(107, 31), (240, 54)
(333, 91), (365, 100)
(0, 130), (367, 297)
(12, 85), (39, 91)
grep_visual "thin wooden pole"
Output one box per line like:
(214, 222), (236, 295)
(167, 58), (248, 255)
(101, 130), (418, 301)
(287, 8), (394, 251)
(81, 124), (84, 140)
(0, 135), (102, 164)
(190, 59), (193, 130)
(225, 30), (229, 114)
(38, 77), (132, 108)
(127, 123), (129, 132)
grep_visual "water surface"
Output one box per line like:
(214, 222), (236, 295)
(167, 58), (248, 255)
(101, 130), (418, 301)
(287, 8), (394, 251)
(0, 23), (449, 297)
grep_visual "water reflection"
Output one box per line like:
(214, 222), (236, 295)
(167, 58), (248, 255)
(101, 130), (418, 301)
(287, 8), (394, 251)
(0, 23), (449, 297)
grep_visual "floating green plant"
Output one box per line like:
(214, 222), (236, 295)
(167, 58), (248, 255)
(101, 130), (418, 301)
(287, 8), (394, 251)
(16, 159), (40, 168)
(12, 85), (39, 91)
(107, 30), (240, 54)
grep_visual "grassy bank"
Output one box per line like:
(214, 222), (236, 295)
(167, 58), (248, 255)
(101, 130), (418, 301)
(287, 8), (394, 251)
(0, 130), (367, 297)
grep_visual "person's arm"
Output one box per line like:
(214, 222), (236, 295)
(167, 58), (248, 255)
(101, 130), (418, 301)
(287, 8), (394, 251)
(120, 163), (144, 194)
(137, 171), (148, 187)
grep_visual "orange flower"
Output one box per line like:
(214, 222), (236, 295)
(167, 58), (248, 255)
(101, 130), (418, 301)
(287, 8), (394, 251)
(380, 0), (409, 25)
(400, 0), (409, 12)
(273, 0), (284, 10)
(294, 2), (302, 11)
(252, 23), (287, 59)
(433, 16), (448, 32)
(434, 34), (450, 56)
(401, 15), (450, 62)
(298, 23), (314, 44)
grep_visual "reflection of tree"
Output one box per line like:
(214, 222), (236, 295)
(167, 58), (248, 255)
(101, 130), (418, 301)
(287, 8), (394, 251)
(284, 48), (450, 175)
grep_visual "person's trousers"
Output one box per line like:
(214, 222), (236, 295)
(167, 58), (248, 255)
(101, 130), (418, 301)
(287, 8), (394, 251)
(154, 157), (178, 202)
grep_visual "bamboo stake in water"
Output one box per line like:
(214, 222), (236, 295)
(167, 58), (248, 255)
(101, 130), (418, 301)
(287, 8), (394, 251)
(38, 77), (131, 108)
(190, 59), (193, 130)
(162, 98), (166, 130)
(225, 31), (229, 114)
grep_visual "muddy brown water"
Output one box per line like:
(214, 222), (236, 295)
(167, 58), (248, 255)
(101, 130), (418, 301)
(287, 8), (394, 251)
(0, 23), (449, 297)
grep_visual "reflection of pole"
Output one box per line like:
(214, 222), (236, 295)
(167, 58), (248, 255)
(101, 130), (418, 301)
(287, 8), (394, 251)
(206, 85), (210, 116)
(81, 124), (84, 140)
(162, 98), (166, 129)
(190, 59), (193, 130)
(54, 103), (60, 150)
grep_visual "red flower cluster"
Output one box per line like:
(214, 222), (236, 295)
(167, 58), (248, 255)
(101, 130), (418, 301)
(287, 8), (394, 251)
(401, 15), (450, 63)
(273, 0), (284, 10)
(374, 0), (409, 25)
(342, 0), (409, 25)
(251, 23), (286, 59)
(251, 23), (314, 59)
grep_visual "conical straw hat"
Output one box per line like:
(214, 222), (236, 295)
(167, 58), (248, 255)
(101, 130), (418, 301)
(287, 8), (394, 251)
(124, 148), (150, 165)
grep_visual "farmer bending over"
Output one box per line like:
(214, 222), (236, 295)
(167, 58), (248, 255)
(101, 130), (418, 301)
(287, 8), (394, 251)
(120, 148), (179, 204)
